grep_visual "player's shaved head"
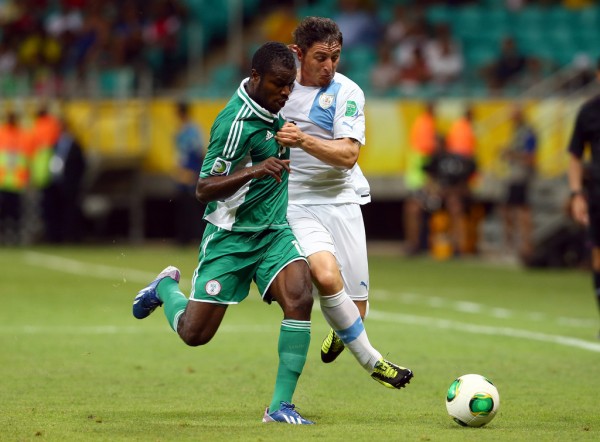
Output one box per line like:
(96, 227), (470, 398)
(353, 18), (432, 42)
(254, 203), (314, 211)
(251, 41), (295, 76)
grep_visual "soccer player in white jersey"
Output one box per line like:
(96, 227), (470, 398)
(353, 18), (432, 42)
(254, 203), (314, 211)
(275, 16), (413, 389)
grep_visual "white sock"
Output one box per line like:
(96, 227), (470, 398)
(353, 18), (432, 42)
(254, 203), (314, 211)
(319, 289), (382, 372)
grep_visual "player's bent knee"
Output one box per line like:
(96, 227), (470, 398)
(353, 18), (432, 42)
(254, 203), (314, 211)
(313, 267), (341, 294)
(179, 330), (213, 347)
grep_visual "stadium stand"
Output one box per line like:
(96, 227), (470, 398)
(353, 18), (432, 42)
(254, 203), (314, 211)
(2, 0), (599, 251)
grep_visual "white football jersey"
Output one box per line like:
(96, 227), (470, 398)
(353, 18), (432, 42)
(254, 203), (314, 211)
(284, 72), (371, 205)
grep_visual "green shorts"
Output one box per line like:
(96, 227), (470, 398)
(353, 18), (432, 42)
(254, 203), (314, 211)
(190, 223), (306, 305)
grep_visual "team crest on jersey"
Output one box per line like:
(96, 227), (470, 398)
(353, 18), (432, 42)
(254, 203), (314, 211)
(318, 93), (334, 110)
(205, 280), (222, 296)
(278, 144), (287, 157)
(345, 100), (357, 117)
(265, 130), (274, 141)
(210, 157), (232, 176)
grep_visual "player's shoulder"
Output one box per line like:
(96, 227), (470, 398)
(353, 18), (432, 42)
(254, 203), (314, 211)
(333, 72), (364, 96)
(578, 93), (600, 116)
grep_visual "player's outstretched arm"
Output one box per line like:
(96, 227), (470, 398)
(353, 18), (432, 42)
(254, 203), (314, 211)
(196, 158), (290, 203)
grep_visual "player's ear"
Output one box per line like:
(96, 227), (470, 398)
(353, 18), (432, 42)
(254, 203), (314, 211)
(250, 68), (260, 83)
(292, 45), (303, 61)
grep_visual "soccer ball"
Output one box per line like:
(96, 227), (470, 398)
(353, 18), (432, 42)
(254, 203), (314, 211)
(445, 374), (500, 427)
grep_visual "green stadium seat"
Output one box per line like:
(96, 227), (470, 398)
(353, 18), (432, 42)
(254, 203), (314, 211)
(98, 69), (134, 97)
(343, 45), (377, 72)
(209, 63), (242, 95)
(426, 4), (451, 25)
(511, 6), (545, 30)
(572, 6), (600, 29)
(464, 45), (498, 70)
(545, 6), (574, 28)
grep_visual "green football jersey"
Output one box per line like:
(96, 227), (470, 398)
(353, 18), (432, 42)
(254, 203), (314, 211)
(200, 81), (290, 232)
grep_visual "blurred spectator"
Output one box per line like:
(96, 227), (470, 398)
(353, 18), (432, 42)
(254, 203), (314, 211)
(483, 37), (536, 93)
(0, 0), (190, 94)
(0, 39), (17, 75)
(370, 44), (399, 95)
(29, 104), (61, 242)
(173, 101), (204, 245)
(500, 105), (537, 262)
(561, 54), (596, 93)
(424, 23), (463, 87)
(29, 104), (61, 190)
(0, 111), (31, 245)
(404, 102), (440, 255)
(45, 1), (84, 38)
(17, 23), (62, 72)
(113, 0), (146, 68)
(42, 118), (87, 242)
(423, 107), (477, 256)
(333, 0), (380, 49)
(143, 0), (184, 86)
(383, 5), (411, 47)
(392, 15), (429, 69)
(77, 2), (113, 69)
(505, 0), (526, 11)
(398, 45), (431, 93)
(446, 106), (476, 158)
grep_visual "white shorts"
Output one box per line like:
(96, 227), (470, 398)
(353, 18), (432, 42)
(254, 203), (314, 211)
(287, 203), (369, 301)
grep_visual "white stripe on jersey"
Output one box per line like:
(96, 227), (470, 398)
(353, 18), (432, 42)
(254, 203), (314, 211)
(224, 104), (251, 158)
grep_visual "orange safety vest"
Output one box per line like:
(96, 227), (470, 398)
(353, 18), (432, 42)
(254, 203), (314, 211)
(410, 112), (437, 155)
(406, 112), (437, 190)
(0, 124), (31, 192)
(446, 117), (475, 157)
(30, 115), (61, 188)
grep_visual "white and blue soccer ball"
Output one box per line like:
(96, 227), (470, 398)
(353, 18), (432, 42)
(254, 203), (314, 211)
(445, 374), (500, 427)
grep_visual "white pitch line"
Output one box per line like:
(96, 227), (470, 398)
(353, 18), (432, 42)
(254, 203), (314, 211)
(23, 251), (158, 284)
(374, 289), (596, 328)
(17, 251), (600, 353)
(368, 310), (600, 353)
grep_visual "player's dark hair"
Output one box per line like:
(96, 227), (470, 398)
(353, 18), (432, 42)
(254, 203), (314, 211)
(293, 16), (343, 53)
(251, 41), (295, 76)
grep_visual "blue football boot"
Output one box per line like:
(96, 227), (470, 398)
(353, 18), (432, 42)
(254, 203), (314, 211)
(262, 402), (314, 425)
(132, 266), (180, 319)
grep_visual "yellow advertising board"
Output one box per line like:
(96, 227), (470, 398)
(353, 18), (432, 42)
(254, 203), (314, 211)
(21, 97), (583, 181)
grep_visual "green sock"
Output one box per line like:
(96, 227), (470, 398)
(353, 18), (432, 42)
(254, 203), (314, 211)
(157, 277), (188, 332)
(269, 320), (311, 413)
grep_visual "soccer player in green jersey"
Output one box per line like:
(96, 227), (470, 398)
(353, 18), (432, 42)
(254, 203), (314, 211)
(133, 42), (315, 425)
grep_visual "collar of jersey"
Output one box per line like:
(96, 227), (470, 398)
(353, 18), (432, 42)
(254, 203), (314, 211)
(237, 79), (277, 123)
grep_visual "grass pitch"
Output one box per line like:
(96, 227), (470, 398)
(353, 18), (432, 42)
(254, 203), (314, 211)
(0, 244), (598, 441)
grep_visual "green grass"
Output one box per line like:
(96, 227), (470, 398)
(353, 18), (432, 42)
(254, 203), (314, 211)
(0, 245), (598, 441)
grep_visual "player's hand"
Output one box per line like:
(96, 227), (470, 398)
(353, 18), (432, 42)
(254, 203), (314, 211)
(251, 157), (290, 183)
(275, 122), (305, 148)
(570, 194), (589, 226)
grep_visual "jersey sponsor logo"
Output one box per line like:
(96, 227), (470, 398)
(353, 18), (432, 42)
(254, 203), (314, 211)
(318, 93), (334, 110)
(205, 280), (222, 296)
(345, 100), (357, 117)
(266, 130), (274, 141)
(210, 157), (232, 176)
